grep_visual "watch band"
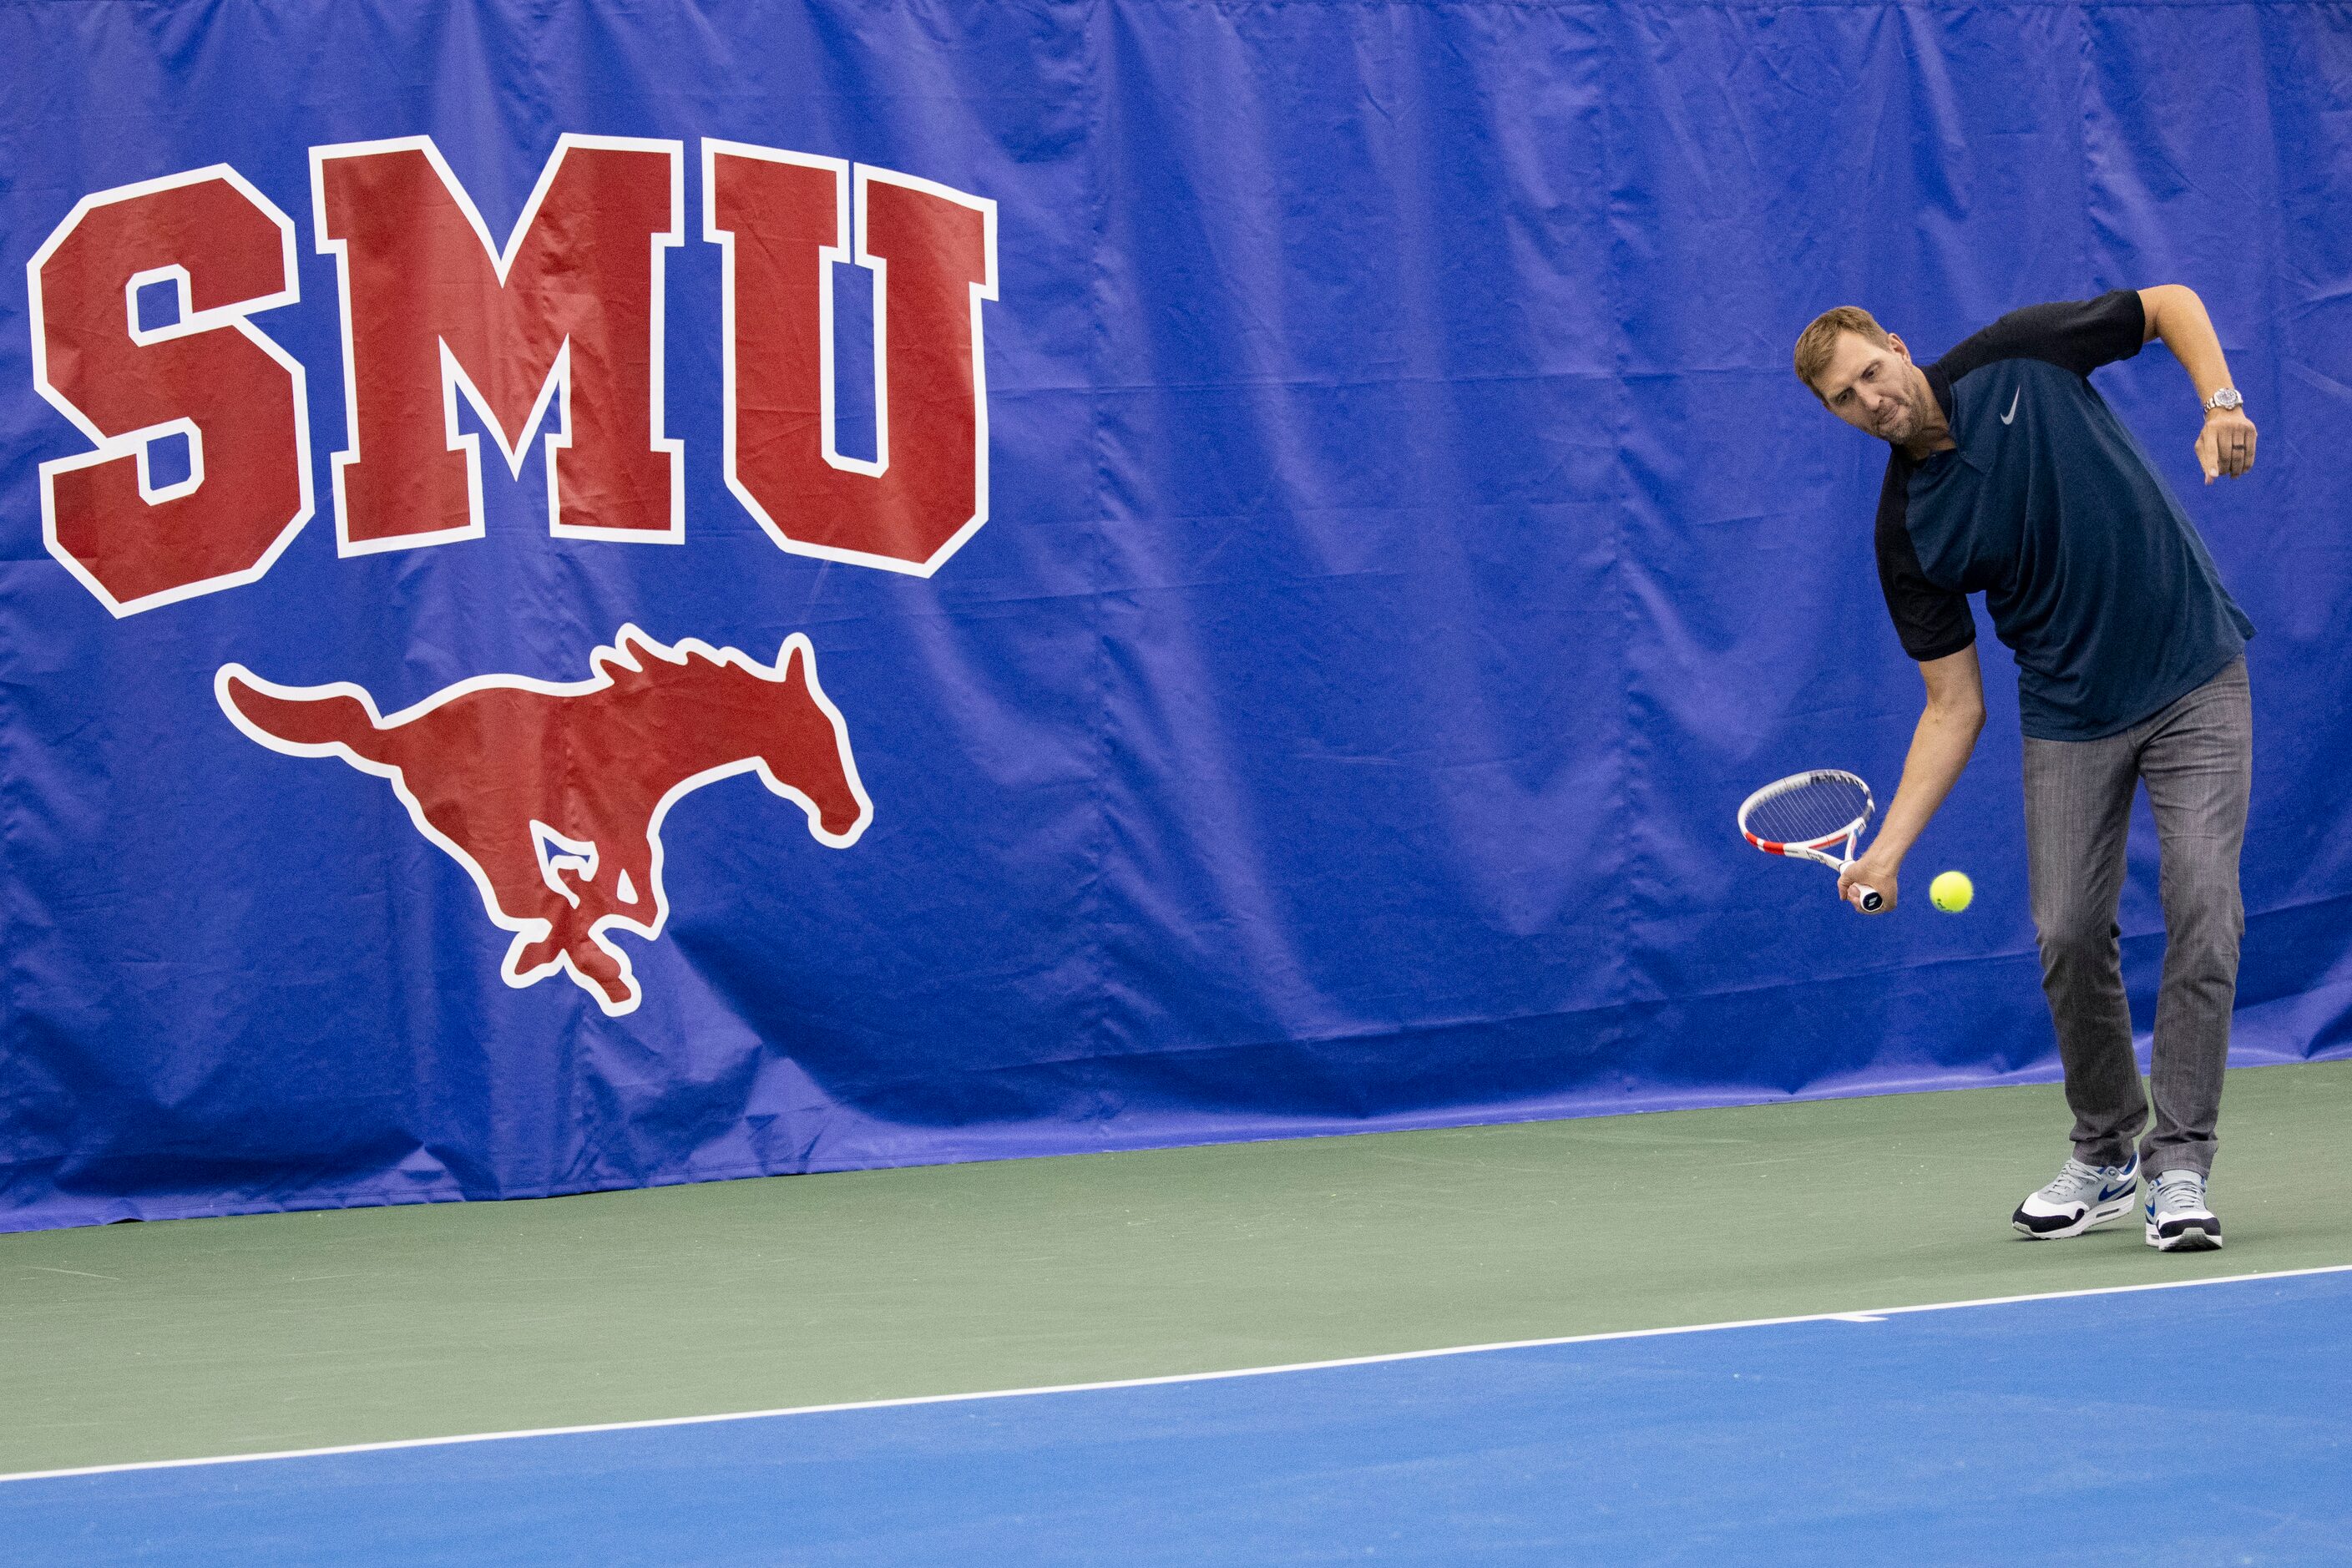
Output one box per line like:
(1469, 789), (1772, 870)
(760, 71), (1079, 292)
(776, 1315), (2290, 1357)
(2203, 387), (2243, 414)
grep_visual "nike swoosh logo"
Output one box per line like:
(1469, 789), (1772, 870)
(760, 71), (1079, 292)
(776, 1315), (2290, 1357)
(2000, 389), (2021, 425)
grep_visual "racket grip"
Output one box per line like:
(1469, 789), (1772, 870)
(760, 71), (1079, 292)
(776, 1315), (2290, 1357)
(1855, 885), (1884, 913)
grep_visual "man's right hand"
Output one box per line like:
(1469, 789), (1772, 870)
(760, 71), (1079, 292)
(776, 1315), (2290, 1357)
(1842, 645), (1985, 918)
(1839, 853), (1899, 914)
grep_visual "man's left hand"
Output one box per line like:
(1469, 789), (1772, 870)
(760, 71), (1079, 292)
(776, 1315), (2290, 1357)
(2198, 408), (2258, 483)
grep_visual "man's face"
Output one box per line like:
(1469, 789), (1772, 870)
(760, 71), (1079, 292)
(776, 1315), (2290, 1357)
(1813, 331), (1926, 444)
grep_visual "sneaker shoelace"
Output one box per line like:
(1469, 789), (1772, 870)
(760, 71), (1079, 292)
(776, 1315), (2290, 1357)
(2040, 1158), (2107, 1202)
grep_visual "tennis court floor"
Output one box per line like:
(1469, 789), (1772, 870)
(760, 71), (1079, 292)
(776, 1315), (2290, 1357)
(8, 1061), (2350, 1562)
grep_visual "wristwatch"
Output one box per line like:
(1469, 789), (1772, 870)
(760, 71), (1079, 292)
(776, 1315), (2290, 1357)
(2203, 387), (2244, 415)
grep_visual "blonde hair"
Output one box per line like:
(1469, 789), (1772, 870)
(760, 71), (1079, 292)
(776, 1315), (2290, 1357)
(1793, 306), (1893, 399)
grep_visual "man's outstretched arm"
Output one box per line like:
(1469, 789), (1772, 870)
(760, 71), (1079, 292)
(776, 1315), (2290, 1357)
(1839, 644), (1985, 913)
(2138, 285), (2258, 483)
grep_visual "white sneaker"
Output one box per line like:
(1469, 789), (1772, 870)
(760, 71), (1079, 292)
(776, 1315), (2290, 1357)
(2012, 1152), (2139, 1239)
(2145, 1170), (2223, 1252)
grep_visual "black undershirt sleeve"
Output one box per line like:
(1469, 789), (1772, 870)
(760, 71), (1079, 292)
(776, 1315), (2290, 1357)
(1938, 290), (2146, 382)
(1874, 459), (1975, 663)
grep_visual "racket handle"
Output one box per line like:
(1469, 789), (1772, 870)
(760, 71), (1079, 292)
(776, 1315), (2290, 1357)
(1855, 885), (1884, 913)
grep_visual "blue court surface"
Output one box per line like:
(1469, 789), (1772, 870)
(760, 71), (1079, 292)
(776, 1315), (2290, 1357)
(8, 1267), (2349, 1565)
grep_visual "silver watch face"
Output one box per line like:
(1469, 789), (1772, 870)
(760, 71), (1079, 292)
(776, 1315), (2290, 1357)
(2207, 387), (2243, 412)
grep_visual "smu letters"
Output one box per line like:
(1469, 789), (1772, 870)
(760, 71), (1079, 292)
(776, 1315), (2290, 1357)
(28, 134), (999, 615)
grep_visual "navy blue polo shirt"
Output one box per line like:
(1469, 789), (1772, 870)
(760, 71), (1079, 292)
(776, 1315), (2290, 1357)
(1875, 291), (2253, 741)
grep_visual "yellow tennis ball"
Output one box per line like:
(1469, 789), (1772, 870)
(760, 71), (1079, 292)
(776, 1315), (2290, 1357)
(1930, 871), (1974, 913)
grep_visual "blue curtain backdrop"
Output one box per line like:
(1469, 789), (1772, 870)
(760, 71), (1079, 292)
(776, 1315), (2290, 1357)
(3, 1), (2347, 1230)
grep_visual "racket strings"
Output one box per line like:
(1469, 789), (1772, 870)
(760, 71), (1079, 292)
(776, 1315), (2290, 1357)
(1745, 776), (1869, 847)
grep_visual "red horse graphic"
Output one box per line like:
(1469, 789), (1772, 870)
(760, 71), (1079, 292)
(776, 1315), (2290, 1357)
(216, 625), (872, 1015)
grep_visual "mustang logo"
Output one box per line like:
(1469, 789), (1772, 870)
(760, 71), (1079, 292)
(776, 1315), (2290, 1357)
(217, 625), (871, 1015)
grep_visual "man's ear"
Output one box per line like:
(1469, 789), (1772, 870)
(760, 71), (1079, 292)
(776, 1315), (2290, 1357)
(1887, 332), (1914, 365)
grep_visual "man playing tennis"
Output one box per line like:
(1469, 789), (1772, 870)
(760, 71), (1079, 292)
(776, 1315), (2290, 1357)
(1793, 289), (2257, 1252)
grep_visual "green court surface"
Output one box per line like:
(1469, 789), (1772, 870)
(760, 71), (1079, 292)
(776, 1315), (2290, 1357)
(7, 1060), (2349, 1479)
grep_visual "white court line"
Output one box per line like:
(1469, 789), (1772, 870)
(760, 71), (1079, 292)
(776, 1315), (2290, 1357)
(6, 1260), (2348, 1486)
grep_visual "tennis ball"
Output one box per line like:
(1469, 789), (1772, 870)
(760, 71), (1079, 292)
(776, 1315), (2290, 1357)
(1930, 870), (1974, 913)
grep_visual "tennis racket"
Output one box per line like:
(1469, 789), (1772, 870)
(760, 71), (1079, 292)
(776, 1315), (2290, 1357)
(1738, 769), (1884, 913)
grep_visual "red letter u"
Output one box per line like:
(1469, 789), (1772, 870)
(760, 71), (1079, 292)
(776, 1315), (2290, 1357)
(704, 142), (997, 576)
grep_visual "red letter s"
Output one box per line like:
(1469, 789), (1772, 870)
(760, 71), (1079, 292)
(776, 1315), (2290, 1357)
(28, 166), (313, 615)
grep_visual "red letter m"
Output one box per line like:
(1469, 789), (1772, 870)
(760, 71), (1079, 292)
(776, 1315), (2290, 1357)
(311, 135), (683, 552)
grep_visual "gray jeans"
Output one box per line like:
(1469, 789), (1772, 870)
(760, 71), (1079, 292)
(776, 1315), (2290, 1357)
(2022, 657), (2250, 1179)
